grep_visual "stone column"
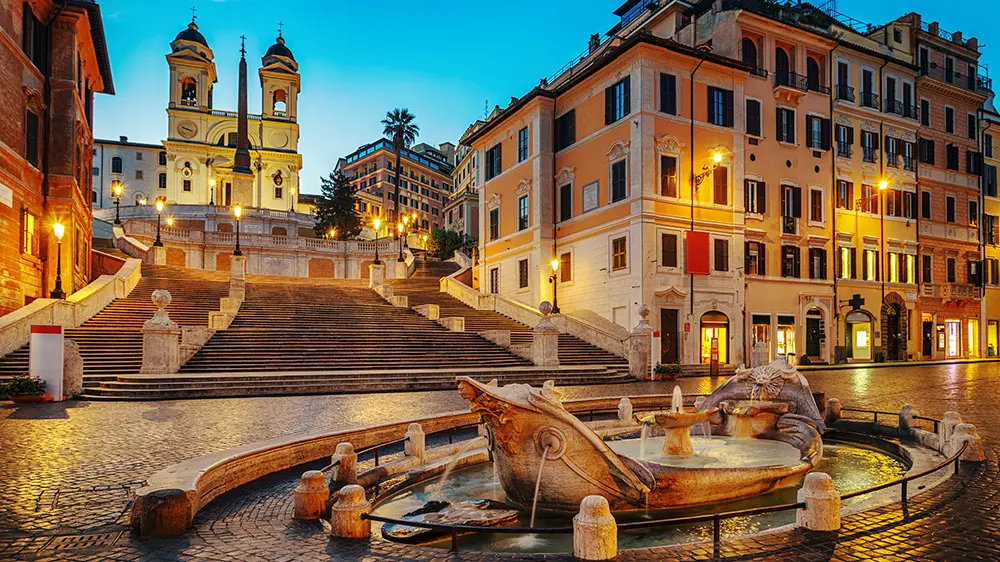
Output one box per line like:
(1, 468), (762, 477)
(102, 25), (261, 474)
(293, 471), (329, 520)
(141, 290), (181, 374)
(404, 423), (426, 462)
(63, 340), (83, 398)
(617, 398), (633, 424)
(572, 495), (617, 561)
(795, 472), (841, 531)
(229, 255), (247, 302)
(369, 263), (385, 288)
(331, 442), (358, 485)
(532, 301), (560, 367)
(628, 305), (653, 380)
(329, 485), (371, 539)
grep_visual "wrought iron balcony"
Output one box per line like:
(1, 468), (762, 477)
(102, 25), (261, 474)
(782, 216), (798, 234)
(774, 71), (808, 92)
(863, 147), (878, 163)
(749, 67), (769, 78)
(837, 141), (852, 158)
(886, 152), (900, 168)
(884, 98), (904, 116)
(903, 156), (917, 171)
(835, 84), (855, 102)
(860, 91), (880, 110)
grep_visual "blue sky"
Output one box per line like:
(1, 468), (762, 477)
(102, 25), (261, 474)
(93, 0), (996, 195)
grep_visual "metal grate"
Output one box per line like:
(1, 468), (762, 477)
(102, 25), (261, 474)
(45, 531), (123, 551)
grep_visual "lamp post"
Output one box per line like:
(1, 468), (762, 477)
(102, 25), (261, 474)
(50, 223), (65, 299)
(154, 198), (165, 247)
(402, 215), (410, 250)
(233, 204), (243, 256)
(373, 218), (382, 265)
(397, 223), (405, 262)
(209, 178), (216, 206)
(111, 180), (123, 225)
(549, 258), (560, 314)
(290, 187), (296, 213)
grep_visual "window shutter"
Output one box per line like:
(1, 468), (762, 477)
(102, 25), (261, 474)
(909, 191), (918, 219)
(821, 118), (831, 150)
(714, 166), (728, 205)
(605, 85), (613, 125)
(664, 233), (677, 266)
(821, 250), (827, 279)
(793, 186), (802, 218)
(745, 241), (752, 273)
(723, 240), (730, 268)
(787, 112), (795, 144)
(872, 133), (880, 150)
(806, 116), (815, 147)
(776, 109), (783, 140)
(847, 126), (854, 145)
(724, 90), (734, 127)
(757, 181), (767, 214)
(875, 251), (880, 280)
(759, 244), (767, 276)
(715, 239), (724, 270)
(746, 99), (761, 136)
(623, 77), (631, 118)
(851, 248), (857, 278)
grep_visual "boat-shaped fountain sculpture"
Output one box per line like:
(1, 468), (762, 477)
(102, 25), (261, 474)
(456, 357), (826, 512)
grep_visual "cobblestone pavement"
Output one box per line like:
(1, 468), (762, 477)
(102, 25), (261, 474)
(1, 363), (999, 560)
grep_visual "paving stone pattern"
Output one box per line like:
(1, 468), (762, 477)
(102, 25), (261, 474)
(2, 365), (1000, 560)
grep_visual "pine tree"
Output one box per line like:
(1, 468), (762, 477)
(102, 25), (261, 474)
(313, 171), (362, 239)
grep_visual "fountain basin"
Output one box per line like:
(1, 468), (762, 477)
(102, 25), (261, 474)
(652, 409), (720, 456)
(721, 400), (789, 439)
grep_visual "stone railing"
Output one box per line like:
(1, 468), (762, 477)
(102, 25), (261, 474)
(451, 249), (473, 269)
(0, 258), (142, 357)
(113, 224), (151, 260)
(95, 204), (314, 224)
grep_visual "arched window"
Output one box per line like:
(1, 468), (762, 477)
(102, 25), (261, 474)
(272, 89), (287, 114)
(91, 190), (97, 203)
(134, 192), (147, 206)
(181, 77), (197, 106)
(111, 156), (122, 174)
(741, 37), (758, 68)
(775, 47), (790, 83)
(807, 57), (821, 91)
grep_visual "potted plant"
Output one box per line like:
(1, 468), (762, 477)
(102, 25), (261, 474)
(655, 363), (683, 381)
(3, 373), (47, 404)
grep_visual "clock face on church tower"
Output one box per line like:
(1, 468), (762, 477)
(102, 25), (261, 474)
(177, 121), (198, 139)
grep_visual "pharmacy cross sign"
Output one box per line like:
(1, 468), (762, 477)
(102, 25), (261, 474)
(847, 294), (865, 310)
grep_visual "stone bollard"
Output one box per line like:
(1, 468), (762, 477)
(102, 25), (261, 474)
(532, 302), (560, 367)
(229, 255), (247, 302)
(331, 442), (358, 485)
(617, 398), (633, 423)
(950, 423), (986, 461)
(573, 495), (617, 561)
(141, 290), (181, 374)
(628, 305), (653, 380)
(151, 244), (167, 266)
(795, 472), (841, 531)
(899, 404), (919, 437)
(941, 411), (963, 446)
(824, 398), (842, 426)
(293, 471), (329, 520)
(404, 423), (426, 462)
(368, 263), (385, 289)
(329, 485), (371, 539)
(63, 340), (84, 398)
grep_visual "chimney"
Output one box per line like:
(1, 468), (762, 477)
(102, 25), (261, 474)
(928, 22), (939, 35)
(589, 33), (600, 54)
(952, 30), (963, 45)
(119, 135), (128, 143)
(967, 37), (979, 51)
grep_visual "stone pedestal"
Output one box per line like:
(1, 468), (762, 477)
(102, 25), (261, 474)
(369, 263), (385, 288)
(388, 295), (409, 308)
(951, 423), (986, 461)
(413, 304), (440, 320)
(617, 398), (633, 423)
(136, 488), (192, 539)
(229, 255), (247, 302)
(404, 423), (426, 462)
(151, 245), (167, 265)
(824, 398), (842, 426)
(532, 302), (560, 367)
(439, 317), (465, 332)
(293, 471), (329, 520)
(628, 305), (653, 380)
(394, 259), (409, 279)
(331, 442), (358, 485)
(329, 485), (371, 539)
(231, 170), (254, 210)
(141, 290), (181, 374)
(63, 340), (83, 398)
(796, 472), (841, 531)
(572, 496), (617, 561)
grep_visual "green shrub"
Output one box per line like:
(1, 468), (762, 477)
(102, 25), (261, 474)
(655, 363), (682, 376)
(3, 373), (46, 395)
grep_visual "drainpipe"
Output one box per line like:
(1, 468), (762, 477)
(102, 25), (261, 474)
(40, 1), (69, 297)
(979, 111), (994, 355)
(877, 59), (889, 308)
(830, 44), (839, 364)
(689, 52), (707, 320)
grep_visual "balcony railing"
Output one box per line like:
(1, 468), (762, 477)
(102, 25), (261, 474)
(886, 152), (900, 168)
(807, 80), (830, 95)
(860, 91), (880, 110)
(920, 64), (993, 94)
(837, 141), (852, 158)
(902, 104), (918, 120)
(903, 156), (917, 171)
(774, 70), (808, 92)
(782, 216), (798, 234)
(749, 66), (769, 78)
(884, 98), (903, 116)
(942, 283), (981, 299)
(835, 84), (855, 102)
(863, 147), (878, 163)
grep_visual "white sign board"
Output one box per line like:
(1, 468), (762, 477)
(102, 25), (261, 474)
(29, 325), (64, 401)
(0, 183), (12, 208)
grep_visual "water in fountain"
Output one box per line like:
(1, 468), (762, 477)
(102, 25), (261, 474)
(671, 385), (683, 413)
(529, 444), (551, 527)
(639, 423), (649, 459)
(433, 437), (481, 494)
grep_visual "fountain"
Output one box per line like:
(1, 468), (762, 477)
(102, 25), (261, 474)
(650, 386), (719, 456)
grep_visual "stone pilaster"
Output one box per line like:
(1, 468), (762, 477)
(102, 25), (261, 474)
(532, 301), (560, 367)
(141, 290), (181, 374)
(628, 305), (653, 380)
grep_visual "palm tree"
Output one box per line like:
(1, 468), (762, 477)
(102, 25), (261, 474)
(381, 108), (419, 223)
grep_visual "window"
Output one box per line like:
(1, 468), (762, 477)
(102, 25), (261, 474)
(135, 170), (143, 180)
(806, 116), (829, 150)
(919, 138), (935, 165)
(555, 110), (576, 151)
(946, 107), (955, 134)
(559, 184), (572, 222)
(661, 233), (678, 267)
(947, 258), (957, 283)
(22, 3), (48, 71)
(605, 77), (631, 125)
(660, 73), (677, 115)
(518, 259), (529, 289)
(838, 247), (856, 279)
(809, 248), (827, 280)
(660, 155), (678, 197)
(485, 143), (502, 180)
(159, 151), (167, 165)
(969, 114), (977, 140)
(741, 37), (758, 68)
(776, 108), (795, 143)
(274, 186), (283, 199)
(986, 134), (994, 159)
(946, 196), (956, 223)
(714, 239), (729, 272)
(986, 165), (998, 198)
(713, 166), (728, 206)
(25, 110), (39, 167)
(946, 144), (959, 170)
(611, 236), (627, 271)
(707, 86), (734, 127)
(781, 245), (800, 278)
(611, 159), (627, 203)
(559, 252), (572, 283)
(111, 156), (123, 174)
(181, 76), (197, 106)
(809, 188), (823, 223)
(922, 254), (932, 283)
(745, 179), (766, 214)
(903, 191), (917, 219)
(21, 209), (37, 255)
(517, 127), (529, 162)
(746, 99), (761, 136)
(863, 249), (878, 281)
(781, 185), (802, 219)
(488, 208), (499, 240)
(888, 253), (900, 283)
(183, 179), (191, 192)
(885, 188), (902, 217)
(745, 241), (765, 275)
(836, 180), (853, 210)
(517, 195), (529, 231)
(921, 99), (930, 126)
(906, 254), (916, 284)
(967, 150), (983, 176)
(489, 267), (499, 294)
(970, 200), (979, 227)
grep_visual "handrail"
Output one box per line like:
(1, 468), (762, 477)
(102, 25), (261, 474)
(356, 408), (968, 554)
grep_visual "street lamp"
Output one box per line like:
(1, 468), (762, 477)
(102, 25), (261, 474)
(328, 227), (336, 240)
(111, 180), (123, 224)
(154, 197), (165, 247)
(549, 258), (560, 314)
(290, 187), (296, 213)
(402, 215), (410, 250)
(397, 223), (406, 262)
(50, 223), (65, 299)
(167, 217), (175, 227)
(233, 204), (243, 256)
(209, 178), (217, 206)
(373, 218), (382, 265)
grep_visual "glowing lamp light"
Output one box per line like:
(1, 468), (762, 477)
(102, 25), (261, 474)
(155, 198), (164, 213)
(52, 222), (65, 241)
(712, 152), (723, 164)
(209, 178), (217, 188)
(403, 216), (409, 225)
(233, 204), (242, 219)
(879, 180), (888, 191)
(551, 258), (560, 272)
(397, 223), (404, 233)
(166, 217), (175, 227)
(373, 218), (382, 231)
(111, 180), (123, 198)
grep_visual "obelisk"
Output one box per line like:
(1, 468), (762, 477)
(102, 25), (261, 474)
(231, 35), (255, 206)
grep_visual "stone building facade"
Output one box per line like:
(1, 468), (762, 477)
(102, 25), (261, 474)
(92, 137), (166, 209)
(0, 0), (112, 316)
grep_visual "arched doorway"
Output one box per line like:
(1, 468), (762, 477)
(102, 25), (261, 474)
(775, 47), (790, 83)
(880, 292), (909, 361)
(885, 304), (901, 360)
(806, 57), (821, 90)
(700, 311), (729, 365)
(846, 309), (874, 361)
(805, 307), (823, 360)
(741, 37), (758, 67)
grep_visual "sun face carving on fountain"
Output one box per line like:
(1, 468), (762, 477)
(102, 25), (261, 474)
(735, 358), (799, 401)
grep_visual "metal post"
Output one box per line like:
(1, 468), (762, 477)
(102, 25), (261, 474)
(114, 196), (121, 225)
(374, 447), (380, 466)
(234, 216), (242, 256)
(713, 513), (721, 559)
(50, 239), (65, 299)
(154, 209), (163, 247)
(450, 531), (459, 552)
(374, 232), (381, 265)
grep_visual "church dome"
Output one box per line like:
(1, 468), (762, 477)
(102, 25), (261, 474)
(175, 22), (209, 47)
(265, 36), (294, 61)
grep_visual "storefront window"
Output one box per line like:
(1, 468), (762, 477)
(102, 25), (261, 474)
(776, 315), (796, 358)
(968, 319), (980, 358)
(751, 314), (771, 359)
(946, 320), (961, 358)
(989, 321), (999, 357)
(700, 311), (729, 364)
(846, 310), (873, 361)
